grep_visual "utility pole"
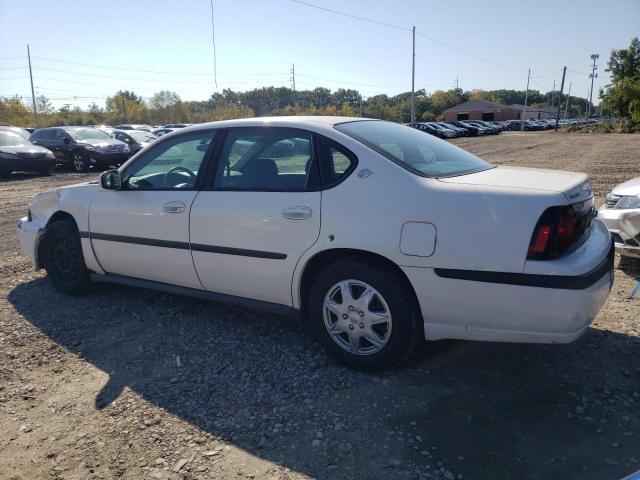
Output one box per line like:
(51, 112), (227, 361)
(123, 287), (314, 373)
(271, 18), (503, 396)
(121, 96), (127, 123)
(521, 68), (530, 131)
(290, 63), (296, 109)
(410, 26), (416, 124)
(550, 80), (556, 106)
(455, 76), (459, 90)
(587, 53), (599, 117)
(554, 66), (566, 131)
(27, 45), (37, 119)
(563, 81), (572, 120)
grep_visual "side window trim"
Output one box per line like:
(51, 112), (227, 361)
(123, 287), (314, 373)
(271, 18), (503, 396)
(119, 128), (219, 192)
(203, 126), (321, 192)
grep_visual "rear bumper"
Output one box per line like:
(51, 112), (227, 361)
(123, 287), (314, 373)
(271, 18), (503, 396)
(403, 221), (613, 344)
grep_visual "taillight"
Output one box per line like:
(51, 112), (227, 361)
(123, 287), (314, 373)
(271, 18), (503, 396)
(527, 203), (592, 260)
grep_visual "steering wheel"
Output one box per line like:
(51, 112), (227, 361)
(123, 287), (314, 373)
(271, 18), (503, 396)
(164, 166), (196, 186)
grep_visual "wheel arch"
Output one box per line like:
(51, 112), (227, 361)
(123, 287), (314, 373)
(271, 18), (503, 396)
(297, 248), (422, 322)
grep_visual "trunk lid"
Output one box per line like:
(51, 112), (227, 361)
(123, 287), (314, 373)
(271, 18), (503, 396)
(439, 166), (592, 202)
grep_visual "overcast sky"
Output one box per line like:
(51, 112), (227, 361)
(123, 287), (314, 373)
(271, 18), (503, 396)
(1, 0), (638, 109)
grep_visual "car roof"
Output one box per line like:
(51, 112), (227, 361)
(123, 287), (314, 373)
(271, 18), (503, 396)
(182, 116), (375, 132)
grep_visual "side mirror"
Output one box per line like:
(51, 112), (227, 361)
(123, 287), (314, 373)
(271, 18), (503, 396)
(63, 137), (71, 144)
(100, 170), (121, 190)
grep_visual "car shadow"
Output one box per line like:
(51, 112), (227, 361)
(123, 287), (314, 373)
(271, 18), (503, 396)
(619, 255), (640, 281)
(8, 278), (640, 480)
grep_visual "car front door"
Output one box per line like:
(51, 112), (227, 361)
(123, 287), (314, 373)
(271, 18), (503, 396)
(89, 130), (217, 288)
(189, 127), (322, 306)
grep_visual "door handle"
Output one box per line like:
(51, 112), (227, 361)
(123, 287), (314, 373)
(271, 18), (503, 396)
(282, 206), (312, 220)
(163, 201), (186, 214)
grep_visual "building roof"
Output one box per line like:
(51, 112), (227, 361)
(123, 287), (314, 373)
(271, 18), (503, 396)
(443, 100), (509, 112)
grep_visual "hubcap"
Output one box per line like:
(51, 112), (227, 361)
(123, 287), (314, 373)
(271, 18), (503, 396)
(73, 154), (85, 171)
(323, 279), (392, 356)
(51, 236), (80, 282)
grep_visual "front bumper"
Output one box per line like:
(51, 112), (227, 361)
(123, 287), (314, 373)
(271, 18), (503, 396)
(598, 205), (640, 258)
(17, 216), (45, 269)
(86, 151), (130, 165)
(0, 158), (56, 172)
(403, 220), (614, 344)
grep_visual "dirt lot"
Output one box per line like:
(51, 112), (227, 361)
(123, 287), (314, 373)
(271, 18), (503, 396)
(1, 132), (639, 480)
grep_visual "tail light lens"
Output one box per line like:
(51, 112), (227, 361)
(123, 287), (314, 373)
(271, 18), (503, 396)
(527, 202), (593, 260)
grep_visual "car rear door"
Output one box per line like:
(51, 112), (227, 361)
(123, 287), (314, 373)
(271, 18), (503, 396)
(88, 130), (218, 288)
(189, 127), (321, 306)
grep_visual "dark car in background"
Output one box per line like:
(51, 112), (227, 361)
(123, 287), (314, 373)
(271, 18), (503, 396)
(163, 123), (191, 128)
(31, 126), (130, 172)
(467, 120), (500, 134)
(0, 130), (56, 177)
(440, 122), (470, 136)
(152, 127), (178, 137)
(408, 122), (452, 139)
(425, 122), (458, 138)
(450, 121), (484, 136)
(111, 129), (157, 155)
(112, 124), (154, 132)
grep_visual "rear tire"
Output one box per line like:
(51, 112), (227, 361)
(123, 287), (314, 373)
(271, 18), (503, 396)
(72, 152), (90, 172)
(41, 220), (91, 294)
(38, 166), (54, 176)
(308, 259), (421, 372)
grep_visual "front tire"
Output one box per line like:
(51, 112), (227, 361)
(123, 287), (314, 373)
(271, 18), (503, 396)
(72, 152), (90, 172)
(41, 220), (91, 294)
(38, 166), (54, 176)
(308, 259), (421, 372)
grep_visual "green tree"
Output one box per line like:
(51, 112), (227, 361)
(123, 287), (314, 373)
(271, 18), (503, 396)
(602, 37), (640, 118)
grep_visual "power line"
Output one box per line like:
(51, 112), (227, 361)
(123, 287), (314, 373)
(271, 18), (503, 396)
(30, 56), (286, 76)
(32, 66), (289, 82)
(291, 0), (410, 31)
(292, 0), (528, 71)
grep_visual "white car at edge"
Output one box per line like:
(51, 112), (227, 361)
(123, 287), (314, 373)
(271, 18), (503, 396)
(17, 116), (614, 371)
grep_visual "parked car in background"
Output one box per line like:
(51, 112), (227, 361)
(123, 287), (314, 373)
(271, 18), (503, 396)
(163, 123), (191, 128)
(31, 126), (130, 172)
(425, 122), (458, 138)
(113, 124), (154, 132)
(598, 176), (640, 259)
(153, 127), (178, 137)
(17, 117), (613, 371)
(450, 121), (483, 136)
(408, 122), (452, 139)
(0, 130), (56, 177)
(439, 122), (470, 136)
(111, 129), (158, 155)
(463, 121), (493, 135)
(469, 120), (500, 134)
(0, 125), (32, 139)
(506, 120), (535, 131)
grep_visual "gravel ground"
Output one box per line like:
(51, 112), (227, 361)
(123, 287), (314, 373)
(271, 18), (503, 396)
(1, 132), (639, 480)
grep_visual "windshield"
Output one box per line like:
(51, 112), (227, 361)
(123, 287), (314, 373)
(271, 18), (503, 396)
(0, 127), (30, 139)
(128, 130), (157, 142)
(335, 120), (492, 178)
(0, 131), (31, 147)
(70, 128), (111, 141)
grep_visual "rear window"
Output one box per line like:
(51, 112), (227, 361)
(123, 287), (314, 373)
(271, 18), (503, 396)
(336, 120), (492, 177)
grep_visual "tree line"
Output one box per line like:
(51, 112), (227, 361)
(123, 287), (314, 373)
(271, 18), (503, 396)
(0, 84), (596, 129)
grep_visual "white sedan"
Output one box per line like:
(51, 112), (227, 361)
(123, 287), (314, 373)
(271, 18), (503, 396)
(17, 116), (614, 371)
